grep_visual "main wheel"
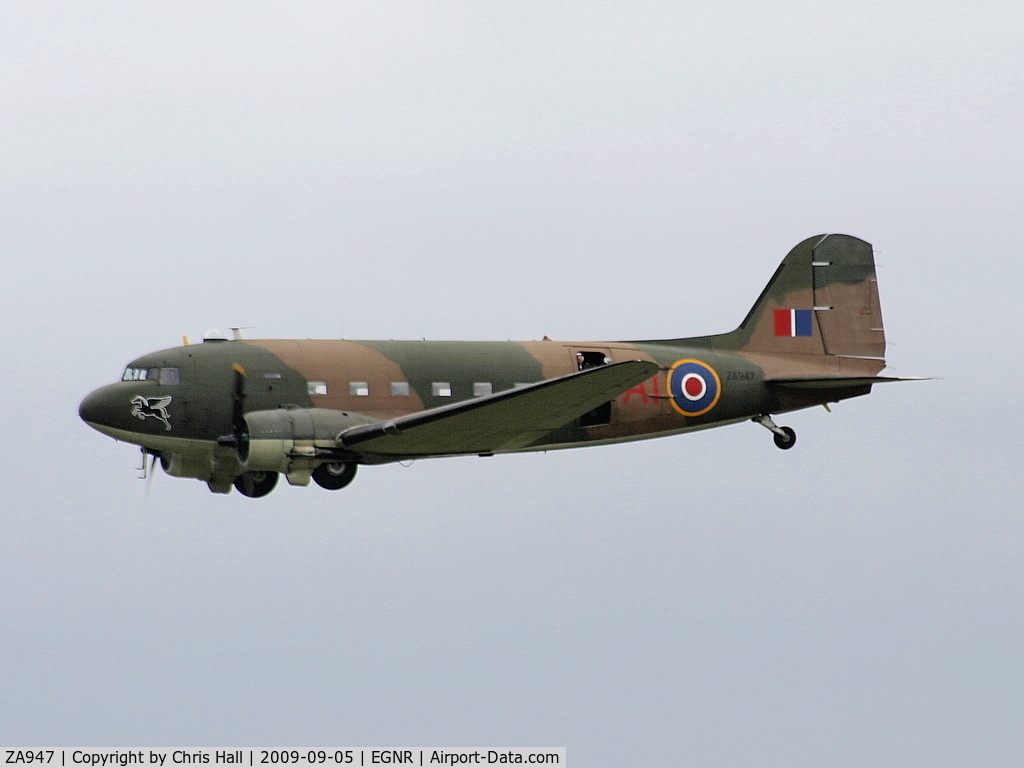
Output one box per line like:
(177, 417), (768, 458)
(234, 470), (279, 498)
(773, 426), (797, 450)
(313, 461), (358, 490)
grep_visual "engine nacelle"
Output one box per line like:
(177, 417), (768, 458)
(160, 450), (214, 481)
(239, 408), (376, 472)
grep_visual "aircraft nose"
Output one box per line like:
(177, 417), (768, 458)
(79, 385), (116, 430)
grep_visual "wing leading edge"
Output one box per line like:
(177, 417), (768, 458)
(338, 360), (660, 458)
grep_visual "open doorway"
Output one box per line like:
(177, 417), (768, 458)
(574, 349), (613, 426)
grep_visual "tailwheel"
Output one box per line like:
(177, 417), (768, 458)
(313, 461), (358, 490)
(234, 470), (279, 498)
(773, 426), (797, 450)
(753, 415), (797, 450)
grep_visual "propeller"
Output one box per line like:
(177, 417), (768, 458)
(143, 450), (157, 501)
(218, 363), (250, 461)
(137, 446), (157, 479)
(136, 447), (159, 506)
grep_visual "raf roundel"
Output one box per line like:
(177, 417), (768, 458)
(668, 359), (722, 417)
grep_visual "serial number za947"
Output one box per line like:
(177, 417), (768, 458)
(725, 370), (756, 382)
(7, 754), (55, 765)
(260, 753), (353, 765)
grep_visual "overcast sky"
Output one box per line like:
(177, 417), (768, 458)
(2, 2), (1023, 765)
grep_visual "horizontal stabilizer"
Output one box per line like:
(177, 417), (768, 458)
(339, 360), (660, 457)
(768, 375), (927, 390)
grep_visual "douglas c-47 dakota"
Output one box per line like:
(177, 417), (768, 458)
(80, 234), (915, 498)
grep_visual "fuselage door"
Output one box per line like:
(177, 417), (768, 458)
(573, 348), (613, 426)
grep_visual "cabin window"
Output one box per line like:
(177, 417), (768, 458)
(473, 382), (493, 397)
(433, 382), (452, 397)
(308, 381), (328, 396)
(391, 382), (410, 396)
(350, 382), (370, 397)
(158, 367), (180, 385)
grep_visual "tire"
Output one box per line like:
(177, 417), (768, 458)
(234, 470), (279, 498)
(313, 461), (358, 490)
(773, 426), (797, 450)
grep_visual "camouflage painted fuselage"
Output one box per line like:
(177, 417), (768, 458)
(80, 234), (902, 496)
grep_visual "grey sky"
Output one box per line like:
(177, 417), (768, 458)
(2, 2), (1022, 765)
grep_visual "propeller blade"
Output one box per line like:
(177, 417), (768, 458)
(144, 451), (157, 502)
(230, 363), (250, 461)
(231, 363), (246, 428)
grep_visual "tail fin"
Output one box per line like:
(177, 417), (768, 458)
(713, 234), (886, 362)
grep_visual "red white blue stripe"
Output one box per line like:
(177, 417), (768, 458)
(774, 309), (813, 337)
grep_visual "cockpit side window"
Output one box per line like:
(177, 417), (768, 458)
(122, 366), (180, 384)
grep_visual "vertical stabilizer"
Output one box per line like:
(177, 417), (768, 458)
(713, 234), (885, 361)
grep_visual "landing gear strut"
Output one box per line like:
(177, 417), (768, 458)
(753, 415), (797, 450)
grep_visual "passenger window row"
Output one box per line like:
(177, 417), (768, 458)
(308, 381), (530, 398)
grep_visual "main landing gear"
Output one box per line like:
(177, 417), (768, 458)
(234, 470), (279, 498)
(231, 461), (360, 498)
(753, 415), (797, 450)
(312, 461), (358, 490)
